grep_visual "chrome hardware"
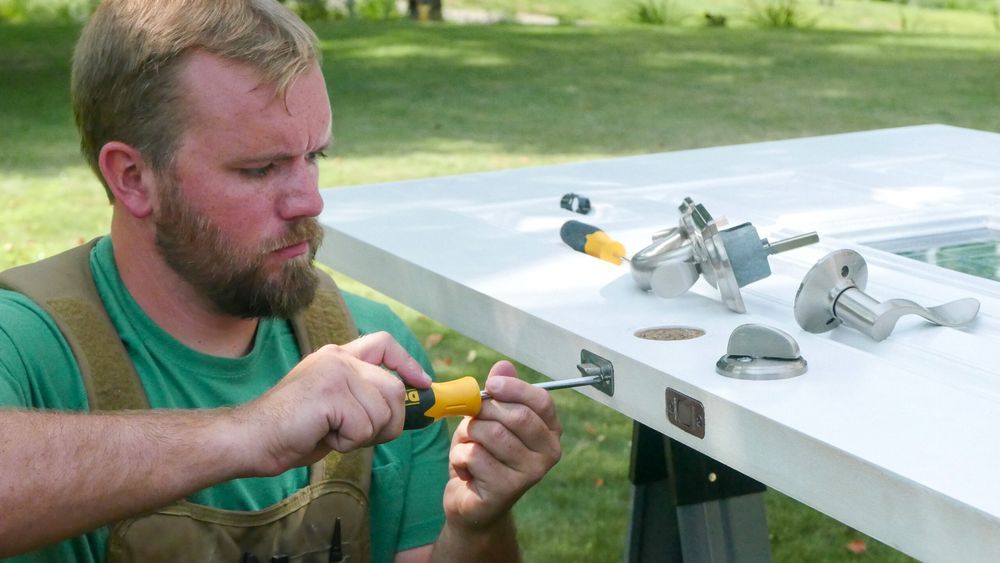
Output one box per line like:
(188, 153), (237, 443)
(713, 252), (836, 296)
(716, 324), (808, 380)
(794, 249), (980, 342)
(579, 349), (615, 396)
(630, 197), (819, 313)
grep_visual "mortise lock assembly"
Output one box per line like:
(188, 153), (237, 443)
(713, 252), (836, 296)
(630, 197), (819, 313)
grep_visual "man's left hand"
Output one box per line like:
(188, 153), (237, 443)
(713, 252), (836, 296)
(443, 360), (563, 531)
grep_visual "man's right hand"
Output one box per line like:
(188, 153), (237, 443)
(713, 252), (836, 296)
(236, 331), (432, 476)
(0, 331), (430, 555)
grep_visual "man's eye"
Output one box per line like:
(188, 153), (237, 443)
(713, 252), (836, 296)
(306, 151), (327, 164)
(240, 164), (275, 178)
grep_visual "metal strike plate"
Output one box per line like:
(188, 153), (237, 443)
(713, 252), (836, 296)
(666, 388), (705, 439)
(579, 349), (615, 396)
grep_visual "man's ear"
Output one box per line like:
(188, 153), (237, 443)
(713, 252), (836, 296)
(98, 141), (158, 218)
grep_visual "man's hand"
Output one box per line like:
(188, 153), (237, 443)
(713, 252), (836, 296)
(0, 331), (430, 555)
(237, 331), (432, 476)
(444, 360), (563, 532)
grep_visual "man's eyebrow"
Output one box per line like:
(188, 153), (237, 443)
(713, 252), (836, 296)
(230, 139), (331, 165)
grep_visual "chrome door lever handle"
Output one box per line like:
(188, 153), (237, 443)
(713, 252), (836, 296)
(794, 249), (980, 341)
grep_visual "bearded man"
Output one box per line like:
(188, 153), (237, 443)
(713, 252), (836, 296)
(0, 1), (562, 561)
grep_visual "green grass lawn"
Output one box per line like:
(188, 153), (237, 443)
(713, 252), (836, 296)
(449, 0), (1000, 33)
(3, 9), (999, 561)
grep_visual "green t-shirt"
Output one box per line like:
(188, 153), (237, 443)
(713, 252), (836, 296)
(0, 237), (449, 562)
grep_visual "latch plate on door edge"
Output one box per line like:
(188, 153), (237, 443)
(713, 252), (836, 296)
(666, 388), (705, 439)
(579, 349), (614, 396)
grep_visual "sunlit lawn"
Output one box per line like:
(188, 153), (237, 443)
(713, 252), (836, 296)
(448, 0), (1000, 33)
(3, 9), (999, 561)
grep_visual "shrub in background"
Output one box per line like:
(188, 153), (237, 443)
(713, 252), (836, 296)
(358, 0), (398, 20)
(748, 0), (813, 28)
(704, 12), (728, 27)
(632, 0), (678, 25)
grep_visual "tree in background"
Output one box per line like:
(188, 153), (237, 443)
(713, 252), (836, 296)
(408, 0), (442, 21)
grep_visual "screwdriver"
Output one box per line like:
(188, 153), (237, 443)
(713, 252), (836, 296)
(403, 374), (604, 430)
(560, 220), (628, 265)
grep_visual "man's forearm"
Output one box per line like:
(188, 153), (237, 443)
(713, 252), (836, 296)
(429, 512), (521, 563)
(0, 408), (247, 556)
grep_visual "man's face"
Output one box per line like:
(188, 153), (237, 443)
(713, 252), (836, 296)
(152, 52), (332, 319)
(154, 173), (323, 319)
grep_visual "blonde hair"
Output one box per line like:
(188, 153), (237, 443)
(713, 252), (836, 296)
(72, 0), (321, 201)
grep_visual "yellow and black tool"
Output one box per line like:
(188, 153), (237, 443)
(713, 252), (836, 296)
(403, 374), (605, 430)
(404, 376), (483, 430)
(560, 220), (627, 265)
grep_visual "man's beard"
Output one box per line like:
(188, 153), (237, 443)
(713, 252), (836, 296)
(153, 181), (323, 319)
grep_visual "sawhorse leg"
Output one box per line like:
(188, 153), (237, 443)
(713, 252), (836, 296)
(625, 422), (772, 563)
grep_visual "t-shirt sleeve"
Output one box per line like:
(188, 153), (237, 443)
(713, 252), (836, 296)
(0, 323), (29, 406)
(0, 291), (35, 405)
(0, 289), (88, 410)
(0, 291), (105, 563)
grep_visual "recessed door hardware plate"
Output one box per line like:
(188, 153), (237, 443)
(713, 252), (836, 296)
(579, 349), (615, 396)
(666, 388), (705, 439)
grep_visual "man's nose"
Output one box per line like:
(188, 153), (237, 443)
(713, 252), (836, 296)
(278, 161), (324, 220)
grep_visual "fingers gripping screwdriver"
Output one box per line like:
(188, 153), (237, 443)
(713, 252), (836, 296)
(560, 220), (628, 265)
(403, 375), (604, 430)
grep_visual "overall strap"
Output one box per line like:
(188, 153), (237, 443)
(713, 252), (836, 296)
(290, 271), (360, 358)
(289, 271), (373, 489)
(0, 238), (148, 411)
(2, 245), (371, 486)
(6, 248), (375, 559)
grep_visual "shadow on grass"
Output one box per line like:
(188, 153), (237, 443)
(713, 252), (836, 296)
(2, 21), (999, 178)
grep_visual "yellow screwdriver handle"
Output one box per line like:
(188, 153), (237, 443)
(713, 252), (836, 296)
(560, 220), (627, 265)
(583, 231), (627, 265)
(404, 376), (483, 430)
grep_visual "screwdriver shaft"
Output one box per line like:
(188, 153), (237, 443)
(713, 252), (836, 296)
(479, 375), (603, 400)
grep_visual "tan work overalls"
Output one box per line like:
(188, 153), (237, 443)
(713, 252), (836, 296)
(1, 240), (372, 562)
